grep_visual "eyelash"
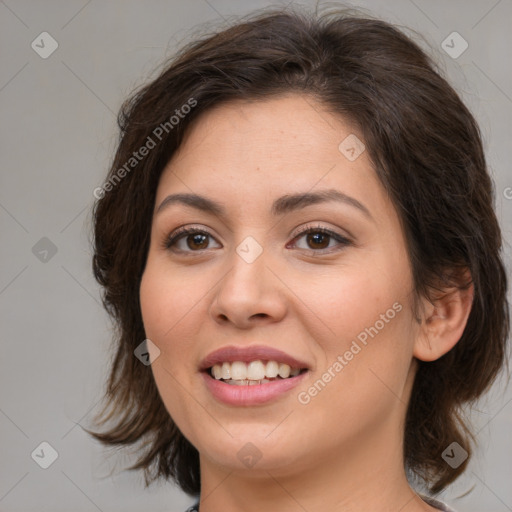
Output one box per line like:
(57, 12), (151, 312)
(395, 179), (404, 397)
(162, 224), (352, 255)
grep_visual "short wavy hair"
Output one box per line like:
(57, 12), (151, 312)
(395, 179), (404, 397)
(88, 6), (510, 497)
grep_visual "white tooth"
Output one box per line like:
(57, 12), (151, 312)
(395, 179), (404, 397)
(221, 362), (231, 380)
(278, 363), (291, 378)
(247, 360), (266, 380)
(231, 361), (247, 380)
(248, 380), (259, 385)
(219, 361), (301, 381)
(212, 364), (222, 379)
(265, 360), (279, 378)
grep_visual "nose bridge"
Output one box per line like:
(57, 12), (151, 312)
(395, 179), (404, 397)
(235, 234), (265, 266)
(210, 234), (285, 326)
(222, 235), (268, 301)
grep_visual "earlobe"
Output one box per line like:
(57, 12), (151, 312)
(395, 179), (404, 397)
(413, 273), (474, 362)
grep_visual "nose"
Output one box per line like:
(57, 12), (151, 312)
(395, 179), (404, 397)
(209, 246), (287, 329)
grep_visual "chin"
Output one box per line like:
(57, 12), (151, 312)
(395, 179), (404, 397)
(196, 428), (311, 473)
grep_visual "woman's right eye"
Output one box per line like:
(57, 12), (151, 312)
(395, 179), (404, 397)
(163, 228), (222, 253)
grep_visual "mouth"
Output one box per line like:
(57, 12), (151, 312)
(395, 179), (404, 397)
(199, 345), (311, 405)
(205, 360), (309, 385)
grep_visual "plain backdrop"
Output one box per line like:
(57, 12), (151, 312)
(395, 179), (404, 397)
(0, 1), (511, 511)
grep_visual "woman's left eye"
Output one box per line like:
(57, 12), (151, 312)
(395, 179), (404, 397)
(289, 226), (351, 252)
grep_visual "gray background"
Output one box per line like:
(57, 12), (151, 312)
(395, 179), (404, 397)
(0, 0), (511, 511)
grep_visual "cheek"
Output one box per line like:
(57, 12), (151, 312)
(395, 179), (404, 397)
(303, 259), (410, 351)
(298, 250), (415, 410)
(299, 308), (414, 446)
(140, 268), (171, 342)
(139, 259), (196, 371)
(139, 260), (205, 434)
(140, 257), (203, 340)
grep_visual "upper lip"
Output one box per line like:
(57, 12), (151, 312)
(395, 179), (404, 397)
(199, 345), (310, 371)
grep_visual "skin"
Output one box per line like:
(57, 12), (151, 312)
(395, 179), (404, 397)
(139, 94), (473, 512)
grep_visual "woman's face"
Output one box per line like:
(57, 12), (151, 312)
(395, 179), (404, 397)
(140, 94), (422, 477)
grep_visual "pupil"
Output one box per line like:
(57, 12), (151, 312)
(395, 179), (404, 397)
(308, 232), (329, 249)
(188, 233), (208, 250)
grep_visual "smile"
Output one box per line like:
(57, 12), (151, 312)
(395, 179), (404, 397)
(209, 360), (305, 385)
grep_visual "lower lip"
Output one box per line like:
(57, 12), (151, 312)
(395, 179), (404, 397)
(202, 370), (309, 406)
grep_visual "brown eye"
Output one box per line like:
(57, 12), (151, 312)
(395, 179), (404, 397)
(290, 226), (351, 253)
(186, 233), (209, 250)
(305, 232), (330, 250)
(164, 228), (221, 252)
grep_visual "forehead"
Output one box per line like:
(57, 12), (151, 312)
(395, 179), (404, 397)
(155, 94), (393, 228)
(171, 94), (355, 169)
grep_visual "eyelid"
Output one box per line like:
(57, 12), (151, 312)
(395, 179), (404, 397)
(289, 222), (351, 242)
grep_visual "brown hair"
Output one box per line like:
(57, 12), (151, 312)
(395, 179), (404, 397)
(88, 6), (510, 497)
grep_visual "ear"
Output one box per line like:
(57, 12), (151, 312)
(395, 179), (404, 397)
(413, 269), (474, 362)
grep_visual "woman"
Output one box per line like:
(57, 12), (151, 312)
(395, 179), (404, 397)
(89, 7), (509, 512)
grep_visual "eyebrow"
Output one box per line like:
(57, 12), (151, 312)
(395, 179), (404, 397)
(156, 189), (373, 221)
